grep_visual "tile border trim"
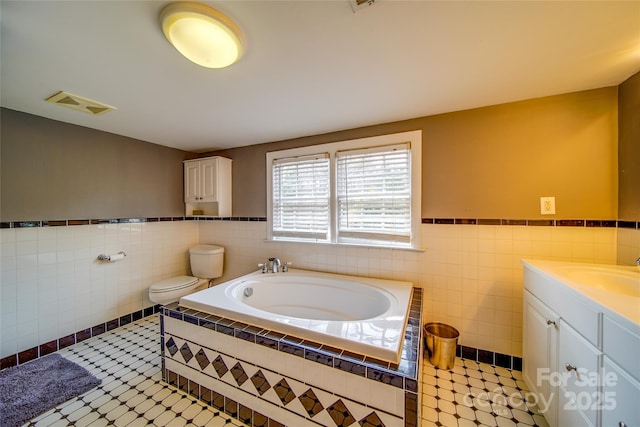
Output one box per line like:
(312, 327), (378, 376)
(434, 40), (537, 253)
(0, 217), (268, 228)
(164, 368), (287, 427)
(0, 305), (162, 370)
(421, 218), (637, 228)
(2, 217), (637, 229)
(456, 345), (523, 371)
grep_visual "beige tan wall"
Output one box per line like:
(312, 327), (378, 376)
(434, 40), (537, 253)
(618, 71), (640, 221)
(207, 87), (619, 220)
(2, 85), (622, 222)
(0, 108), (195, 221)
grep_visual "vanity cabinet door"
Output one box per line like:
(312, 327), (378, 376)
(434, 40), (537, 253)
(602, 357), (640, 427)
(557, 319), (601, 427)
(523, 290), (559, 427)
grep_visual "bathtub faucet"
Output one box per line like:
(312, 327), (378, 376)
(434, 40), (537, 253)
(269, 257), (281, 273)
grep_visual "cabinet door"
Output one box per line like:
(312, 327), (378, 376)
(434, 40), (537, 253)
(602, 357), (640, 427)
(557, 319), (601, 427)
(523, 291), (559, 427)
(199, 158), (218, 202)
(184, 161), (200, 202)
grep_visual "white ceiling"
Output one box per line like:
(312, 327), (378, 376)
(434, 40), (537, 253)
(2, 1), (639, 153)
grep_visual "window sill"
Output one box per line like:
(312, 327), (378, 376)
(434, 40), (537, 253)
(263, 238), (426, 253)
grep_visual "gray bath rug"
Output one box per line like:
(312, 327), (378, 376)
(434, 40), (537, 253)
(0, 353), (101, 427)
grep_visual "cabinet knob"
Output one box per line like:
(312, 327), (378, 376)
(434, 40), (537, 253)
(564, 363), (580, 378)
(619, 422), (627, 427)
(546, 319), (556, 326)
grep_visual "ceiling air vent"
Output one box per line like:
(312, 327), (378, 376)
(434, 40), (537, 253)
(45, 91), (116, 116)
(349, 0), (375, 13)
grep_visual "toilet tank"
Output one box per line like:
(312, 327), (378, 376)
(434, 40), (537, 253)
(189, 245), (224, 279)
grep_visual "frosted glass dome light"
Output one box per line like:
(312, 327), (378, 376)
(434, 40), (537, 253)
(160, 2), (244, 69)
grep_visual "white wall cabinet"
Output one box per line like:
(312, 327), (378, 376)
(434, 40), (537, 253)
(522, 259), (640, 427)
(184, 156), (232, 217)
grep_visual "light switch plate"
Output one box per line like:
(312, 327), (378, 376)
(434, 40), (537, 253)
(540, 197), (556, 215)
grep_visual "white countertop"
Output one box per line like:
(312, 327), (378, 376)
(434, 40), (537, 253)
(521, 259), (640, 328)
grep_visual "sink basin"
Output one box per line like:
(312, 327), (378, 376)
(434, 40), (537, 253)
(561, 267), (640, 297)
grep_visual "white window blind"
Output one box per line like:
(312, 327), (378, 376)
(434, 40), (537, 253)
(271, 154), (330, 241)
(336, 143), (411, 245)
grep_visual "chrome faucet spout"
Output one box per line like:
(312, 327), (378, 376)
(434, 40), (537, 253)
(269, 257), (281, 273)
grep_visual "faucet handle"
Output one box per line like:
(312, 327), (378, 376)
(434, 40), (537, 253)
(258, 263), (268, 274)
(282, 261), (292, 272)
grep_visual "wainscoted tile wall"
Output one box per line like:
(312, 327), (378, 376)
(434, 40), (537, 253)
(617, 225), (640, 265)
(199, 220), (631, 358)
(0, 220), (199, 359)
(1, 217), (637, 365)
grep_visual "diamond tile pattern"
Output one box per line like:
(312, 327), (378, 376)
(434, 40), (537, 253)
(195, 348), (209, 370)
(273, 378), (296, 406)
(165, 331), (550, 427)
(212, 354), (229, 378)
(299, 388), (324, 417)
(251, 370), (271, 395)
(19, 315), (549, 427)
(361, 411), (385, 427)
(327, 399), (356, 427)
(179, 342), (193, 363)
(231, 362), (249, 386)
(165, 336), (178, 356)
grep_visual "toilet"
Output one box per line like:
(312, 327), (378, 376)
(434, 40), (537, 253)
(148, 244), (224, 305)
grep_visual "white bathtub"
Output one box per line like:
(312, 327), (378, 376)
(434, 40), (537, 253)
(179, 268), (414, 363)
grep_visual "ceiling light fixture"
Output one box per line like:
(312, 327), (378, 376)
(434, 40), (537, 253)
(160, 2), (244, 69)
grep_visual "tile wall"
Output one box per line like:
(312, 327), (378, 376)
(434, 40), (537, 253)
(199, 220), (635, 358)
(1, 217), (637, 364)
(0, 220), (199, 359)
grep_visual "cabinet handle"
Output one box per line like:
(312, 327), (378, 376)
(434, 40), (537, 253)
(546, 319), (556, 326)
(565, 363), (582, 380)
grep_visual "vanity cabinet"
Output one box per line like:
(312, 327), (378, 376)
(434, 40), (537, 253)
(184, 156), (232, 217)
(556, 319), (601, 427)
(601, 316), (640, 427)
(522, 259), (640, 427)
(523, 290), (559, 427)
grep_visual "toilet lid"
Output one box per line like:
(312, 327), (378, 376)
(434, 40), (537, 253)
(149, 276), (200, 293)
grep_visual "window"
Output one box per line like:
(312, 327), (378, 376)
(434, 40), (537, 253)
(271, 154), (330, 240)
(266, 130), (421, 249)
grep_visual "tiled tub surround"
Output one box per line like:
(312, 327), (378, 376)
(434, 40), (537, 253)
(161, 288), (423, 427)
(179, 268), (414, 363)
(20, 314), (549, 427)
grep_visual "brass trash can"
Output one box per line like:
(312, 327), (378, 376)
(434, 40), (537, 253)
(424, 322), (459, 370)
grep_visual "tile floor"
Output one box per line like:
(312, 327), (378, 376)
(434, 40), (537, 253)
(22, 315), (549, 427)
